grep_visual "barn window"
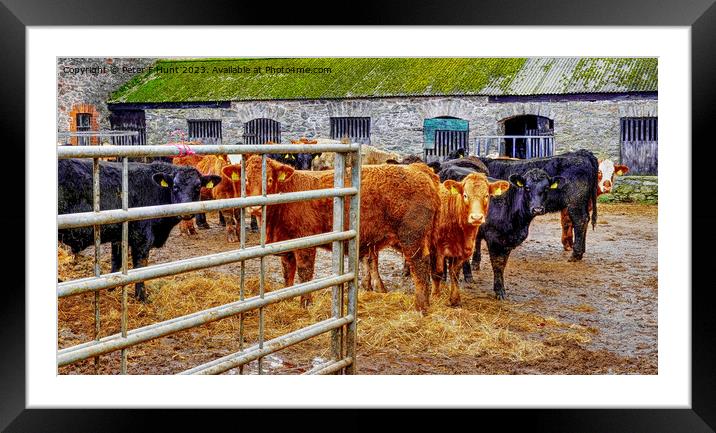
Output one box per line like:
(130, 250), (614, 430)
(109, 109), (147, 146)
(423, 116), (469, 161)
(620, 117), (658, 175)
(243, 118), (281, 144)
(330, 117), (371, 144)
(76, 113), (92, 146)
(188, 119), (222, 144)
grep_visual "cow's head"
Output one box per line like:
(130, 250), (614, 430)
(509, 169), (565, 217)
(598, 159), (629, 194)
(443, 173), (510, 226)
(153, 167), (221, 220)
(245, 155), (295, 217)
(221, 164), (243, 189)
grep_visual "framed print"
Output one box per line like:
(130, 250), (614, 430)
(3, 0), (715, 431)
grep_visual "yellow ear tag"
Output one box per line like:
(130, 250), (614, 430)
(206, 181), (214, 189)
(450, 186), (459, 195)
(616, 170), (623, 176)
(160, 179), (169, 187)
(278, 172), (286, 182)
(516, 180), (524, 187)
(284, 154), (290, 159)
(493, 187), (502, 196)
(231, 172), (240, 181)
(459, 155), (464, 159)
(550, 182), (559, 189)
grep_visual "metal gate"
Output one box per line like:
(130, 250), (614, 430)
(57, 142), (361, 375)
(621, 117), (658, 175)
(424, 129), (469, 160)
(109, 110), (147, 145)
(474, 135), (554, 159)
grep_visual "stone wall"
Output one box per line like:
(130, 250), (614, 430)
(57, 58), (156, 136)
(598, 176), (658, 204)
(143, 95), (657, 160)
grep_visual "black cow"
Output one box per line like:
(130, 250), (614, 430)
(270, 153), (316, 170)
(58, 159), (221, 301)
(478, 150), (598, 261)
(428, 156), (490, 176)
(475, 169), (565, 299)
(445, 147), (468, 160)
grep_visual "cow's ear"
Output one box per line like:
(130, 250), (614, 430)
(275, 164), (295, 182)
(509, 174), (526, 188)
(222, 165), (241, 182)
(201, 175), (222, 189)
(614, 165), (629, 176)
(489, 180), (510, 197)
(444, 180), (463, 196)
(549, 176), (565, 190)
(152, 173), (172, 188)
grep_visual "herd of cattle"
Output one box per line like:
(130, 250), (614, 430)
(58, 139), (628, 312)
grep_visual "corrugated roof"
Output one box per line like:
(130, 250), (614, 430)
(108, 57), (657, 103)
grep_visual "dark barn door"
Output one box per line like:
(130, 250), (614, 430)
(244, 118), (281, 144)
(620, 117), (658, 175)
(109, 110), (147, 146)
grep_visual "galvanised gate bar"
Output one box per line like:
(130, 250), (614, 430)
(57, 143), (362, 375)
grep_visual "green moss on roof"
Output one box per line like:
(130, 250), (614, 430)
(109, 57), (657, 104)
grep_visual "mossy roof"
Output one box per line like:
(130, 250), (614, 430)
(108, 57), (657, 103)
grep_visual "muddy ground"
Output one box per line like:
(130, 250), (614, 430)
(58, 203), (657, 375)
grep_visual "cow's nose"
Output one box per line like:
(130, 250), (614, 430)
(468, 214), (485, 225)
(531, 207), (545, 216)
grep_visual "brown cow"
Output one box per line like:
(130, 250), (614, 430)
(560, 159), (629, 250)
(243, 156), (440, 313)
(430, 173), (509, 306)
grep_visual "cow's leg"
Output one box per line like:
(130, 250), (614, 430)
(431, 252), (444, 297)
(360, 254), (373, 291)
(462, 261), (474, 283)
(111, 241), (122, 273)
(402, 258), (411, 277)
(441, 258), (448, 281)
(488, 243), (511, 300)
(222, 210), (238, 243)
(568, 206), (590, 262)
(218, 211), (226, 227)
(296, 248), (317, 308)
(471, 231), (483, 270)
(369, 249), (387, 293)
(448, 259), (465, 306)
(250, 215), (259, 233)
(196, 212), (210, 230)
(130, 245), (150, 302)
(560, 209), (574, 251)
(408, 251), (432, 314)
(280, 252), (297, 288)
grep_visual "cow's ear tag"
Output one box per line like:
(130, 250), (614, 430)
(284, 154), (290, 158)
(206, 181), (214, 189)
(516, 180), (524, 187)
(493, 187), (502, 196)
(160, 179), (169, 187)
(550, 181), (559, 189)
(616, 170), (623, 176)
(450, 185), (459, 195)
(278, 172), (287, 182)
(231, 171), (240, 181)
(459, 155), (464, 159)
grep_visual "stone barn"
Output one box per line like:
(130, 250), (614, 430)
(58, 57), (658, 175)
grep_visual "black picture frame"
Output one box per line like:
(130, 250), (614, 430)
(3, 0), (714, 431)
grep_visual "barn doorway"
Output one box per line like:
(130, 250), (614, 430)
(502, 115), (554, 159)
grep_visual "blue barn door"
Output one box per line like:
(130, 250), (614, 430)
(423, 117), (469, 161)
